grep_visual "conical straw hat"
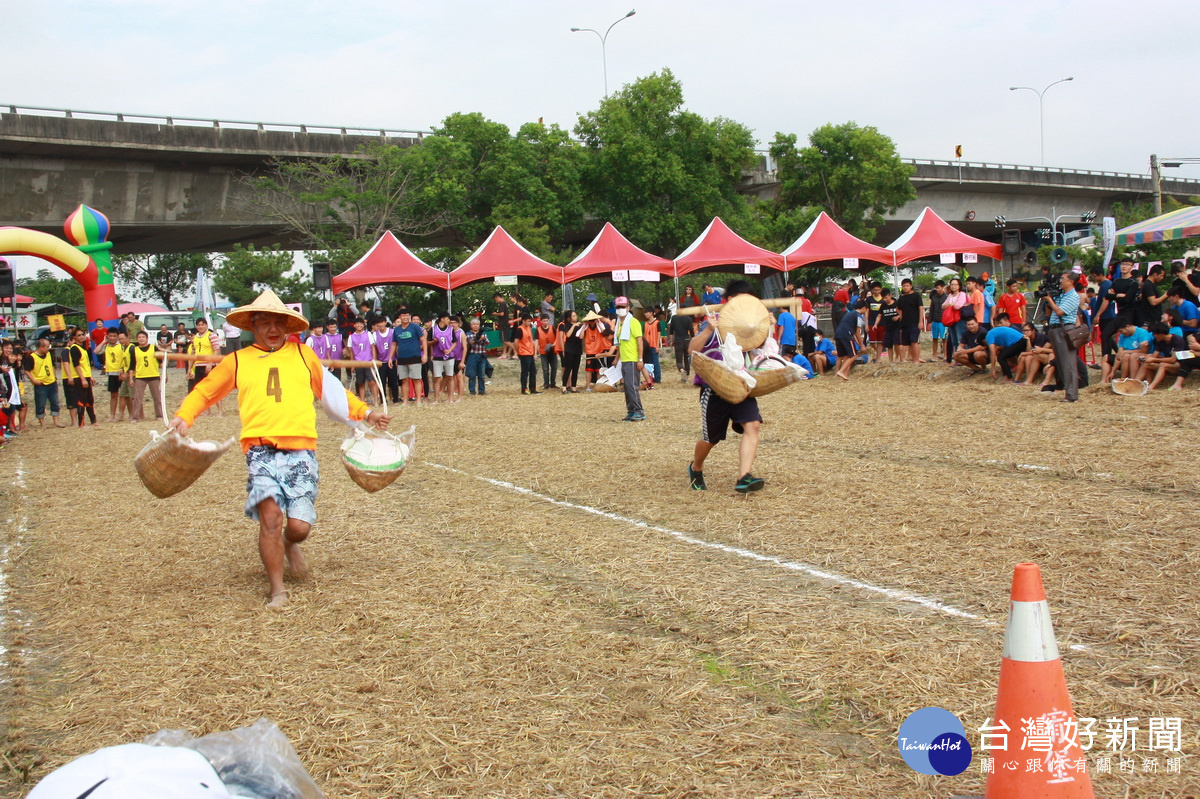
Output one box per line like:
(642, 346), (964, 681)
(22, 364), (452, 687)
(716, 294), (770, 351)
(225, 289), (309, 334)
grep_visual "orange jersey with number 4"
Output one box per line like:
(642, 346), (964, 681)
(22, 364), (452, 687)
(176, 342), (368, 452)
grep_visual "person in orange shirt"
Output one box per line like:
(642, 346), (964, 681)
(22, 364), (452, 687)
(995, 278), (1028, 325)
(642, 307), (662, 388)
(966, 276), (986, 326)
(537, 314), (558, 391)
(167, 290), (391, 609)
(580, 310), (614, 391)
(514, 310), (538, 394)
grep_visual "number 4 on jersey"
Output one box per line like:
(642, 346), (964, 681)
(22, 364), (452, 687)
(266, 367), (282, 402)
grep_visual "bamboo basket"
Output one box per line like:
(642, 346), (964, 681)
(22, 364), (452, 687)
(341, 425), (416, 493)
(691, 352), (802, 403)
(135, 431), (236, 498)
(1111, 378), (1150, 397)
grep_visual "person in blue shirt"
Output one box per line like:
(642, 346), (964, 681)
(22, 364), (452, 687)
(1044, 272), (1083, 401)
(834, 300), (867, 381)
(775, 294), (798, 357)
(984, 313), (1026, 379)
(1107, 320), (1153, 383)
(1167, 289), (1200, 332)
(701, 284), (723, 306)
(390, 307), (427, 406)
(790, 351), (814, 377)
(809, 333), (837, 376)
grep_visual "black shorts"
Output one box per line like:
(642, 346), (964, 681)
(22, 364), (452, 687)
(882, 327), (901, 349)
(835, 337), (854, 358)
(699, 386), (762, 445)
(586, 356), (604, 373)
(900, 325), (921, 346)
(354, 367), (371, 387)
(107, 374), (121, 393)
(63, 381), (77, 405)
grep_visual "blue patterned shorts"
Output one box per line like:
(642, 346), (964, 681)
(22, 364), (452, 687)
(245, 446), (319, 525)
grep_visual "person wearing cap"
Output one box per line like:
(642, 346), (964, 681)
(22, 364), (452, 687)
(686, 280), (765, 493)
(613, 296), (644, 421)
(580, 310), (612, 391)
(167, 290), (392, 609)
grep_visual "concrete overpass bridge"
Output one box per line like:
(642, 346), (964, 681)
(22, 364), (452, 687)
(2, 105), (1198, 255)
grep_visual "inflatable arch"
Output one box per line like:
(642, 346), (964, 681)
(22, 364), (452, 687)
(0, 204), (118, 332)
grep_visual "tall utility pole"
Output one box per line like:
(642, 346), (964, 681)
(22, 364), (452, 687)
(1151, 154), (1162, 215)
(571, 10), (637, 98)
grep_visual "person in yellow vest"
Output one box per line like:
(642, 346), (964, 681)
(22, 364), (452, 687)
(28, 337), (66, 428)
(101, 327), (129, 422)
(58, 333), (79, 426)
(128, 330), (165, 422)
(67, 328), (97, 426)
(167, 290), (392, 610)
(187, 317), (223, 417)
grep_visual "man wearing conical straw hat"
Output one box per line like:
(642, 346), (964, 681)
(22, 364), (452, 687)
(167, 290), (392, 609)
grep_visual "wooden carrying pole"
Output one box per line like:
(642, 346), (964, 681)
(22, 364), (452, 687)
(673, 296), (804, 317)
(155, 352), (381, 370)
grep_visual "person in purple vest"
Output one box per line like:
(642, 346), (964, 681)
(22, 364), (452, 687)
(427, 311), (458, 404)
(373, 316), (399, 403)
(447, 314), (467, 403)
(346, 317), (378, 403)
(304, 322), (330, 360)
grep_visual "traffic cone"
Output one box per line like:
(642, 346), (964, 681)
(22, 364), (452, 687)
(985, 563), (1094, 798)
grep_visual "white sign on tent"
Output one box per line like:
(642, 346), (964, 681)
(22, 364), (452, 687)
(494, 276), (518, 286)
(611, 270), (630, 282)
(962, 253), (978, 264)
(939, 253), (957, 264)
(843, 258), (860, 270)
(628, 270), (661, 283)
(744, 264), (761, 275)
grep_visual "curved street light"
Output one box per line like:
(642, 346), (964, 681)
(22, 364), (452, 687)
(571, 10), (636, 98)
(1009, 77), (1074, 167)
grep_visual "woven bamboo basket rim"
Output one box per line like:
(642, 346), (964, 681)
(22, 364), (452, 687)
(1111, 378), (1149, 396)
(691, 353), (751, 404)
(134, 431), (236, 499)
(340, 426), (415, 493)
(592, 382), (619, 393)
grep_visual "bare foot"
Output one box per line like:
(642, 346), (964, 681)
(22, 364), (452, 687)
(285, 542), (309, 580)
(266, 591), (289, 610)
(837, 372), (849, 382)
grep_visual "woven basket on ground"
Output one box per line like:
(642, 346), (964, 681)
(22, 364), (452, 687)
(1111, 378), (1149, 396)
(692, 352), (802, 403)
(341, 424), (416, 493)
(135, 431), (236, 498)
(592, 381), (619, 393)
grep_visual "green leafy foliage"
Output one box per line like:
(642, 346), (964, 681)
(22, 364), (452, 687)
(112, 252), (211, 308)
(769, 123), (916, 242)
(575, 69), (757, 257)
(14, 269), (85, 308)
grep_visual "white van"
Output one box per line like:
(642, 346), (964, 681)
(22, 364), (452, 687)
(136, 311), (228, 347)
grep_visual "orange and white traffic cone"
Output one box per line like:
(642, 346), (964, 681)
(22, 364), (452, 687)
(985, 563), (1094, 798)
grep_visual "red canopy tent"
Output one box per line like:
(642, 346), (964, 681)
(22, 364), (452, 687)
(563, 222), (675, 282)
(674, 217), (781, 277)
(332, 231), (450, 293)
(763, 212), (895, 270)
(0, 293), (35, 304)
(887, 207), (1003, 265)
(448, 226), (563, 290)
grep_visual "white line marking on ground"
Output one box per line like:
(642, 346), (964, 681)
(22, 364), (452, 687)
(425, 462), (990, 623)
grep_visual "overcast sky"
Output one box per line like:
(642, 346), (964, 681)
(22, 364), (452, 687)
(4, 0), (1199, 282)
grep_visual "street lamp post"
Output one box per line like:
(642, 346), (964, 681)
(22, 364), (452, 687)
(995, 209), (1096, 247)
(571, 9), (636, 98)
(1009, 77), (1074, 166)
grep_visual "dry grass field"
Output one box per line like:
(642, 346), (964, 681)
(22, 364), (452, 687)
(1, 358), (1198, 798)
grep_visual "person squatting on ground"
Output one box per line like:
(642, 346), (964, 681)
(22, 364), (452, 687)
(686, 280), (765, 494)
(613, 296), (644, 422)
(168, 291), (392, 610)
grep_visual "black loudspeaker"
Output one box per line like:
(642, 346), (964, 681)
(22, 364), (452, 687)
(1002, 230), (1022, 255)
(1025, 252), (1039, 265)
(1050, 248), (1069, 264)
(312, 262), (332, 291)
(0, 260), (14, 298)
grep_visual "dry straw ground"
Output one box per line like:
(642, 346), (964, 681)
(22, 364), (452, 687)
(1, 359), (1198, 798)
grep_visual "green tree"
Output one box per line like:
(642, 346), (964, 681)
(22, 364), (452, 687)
(575, 69), (757, 257)
(769, 122), (916, 242)
(213, 245), (304, 307)
(112, 252), (211, 308)
(15, 269), (85, 307)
